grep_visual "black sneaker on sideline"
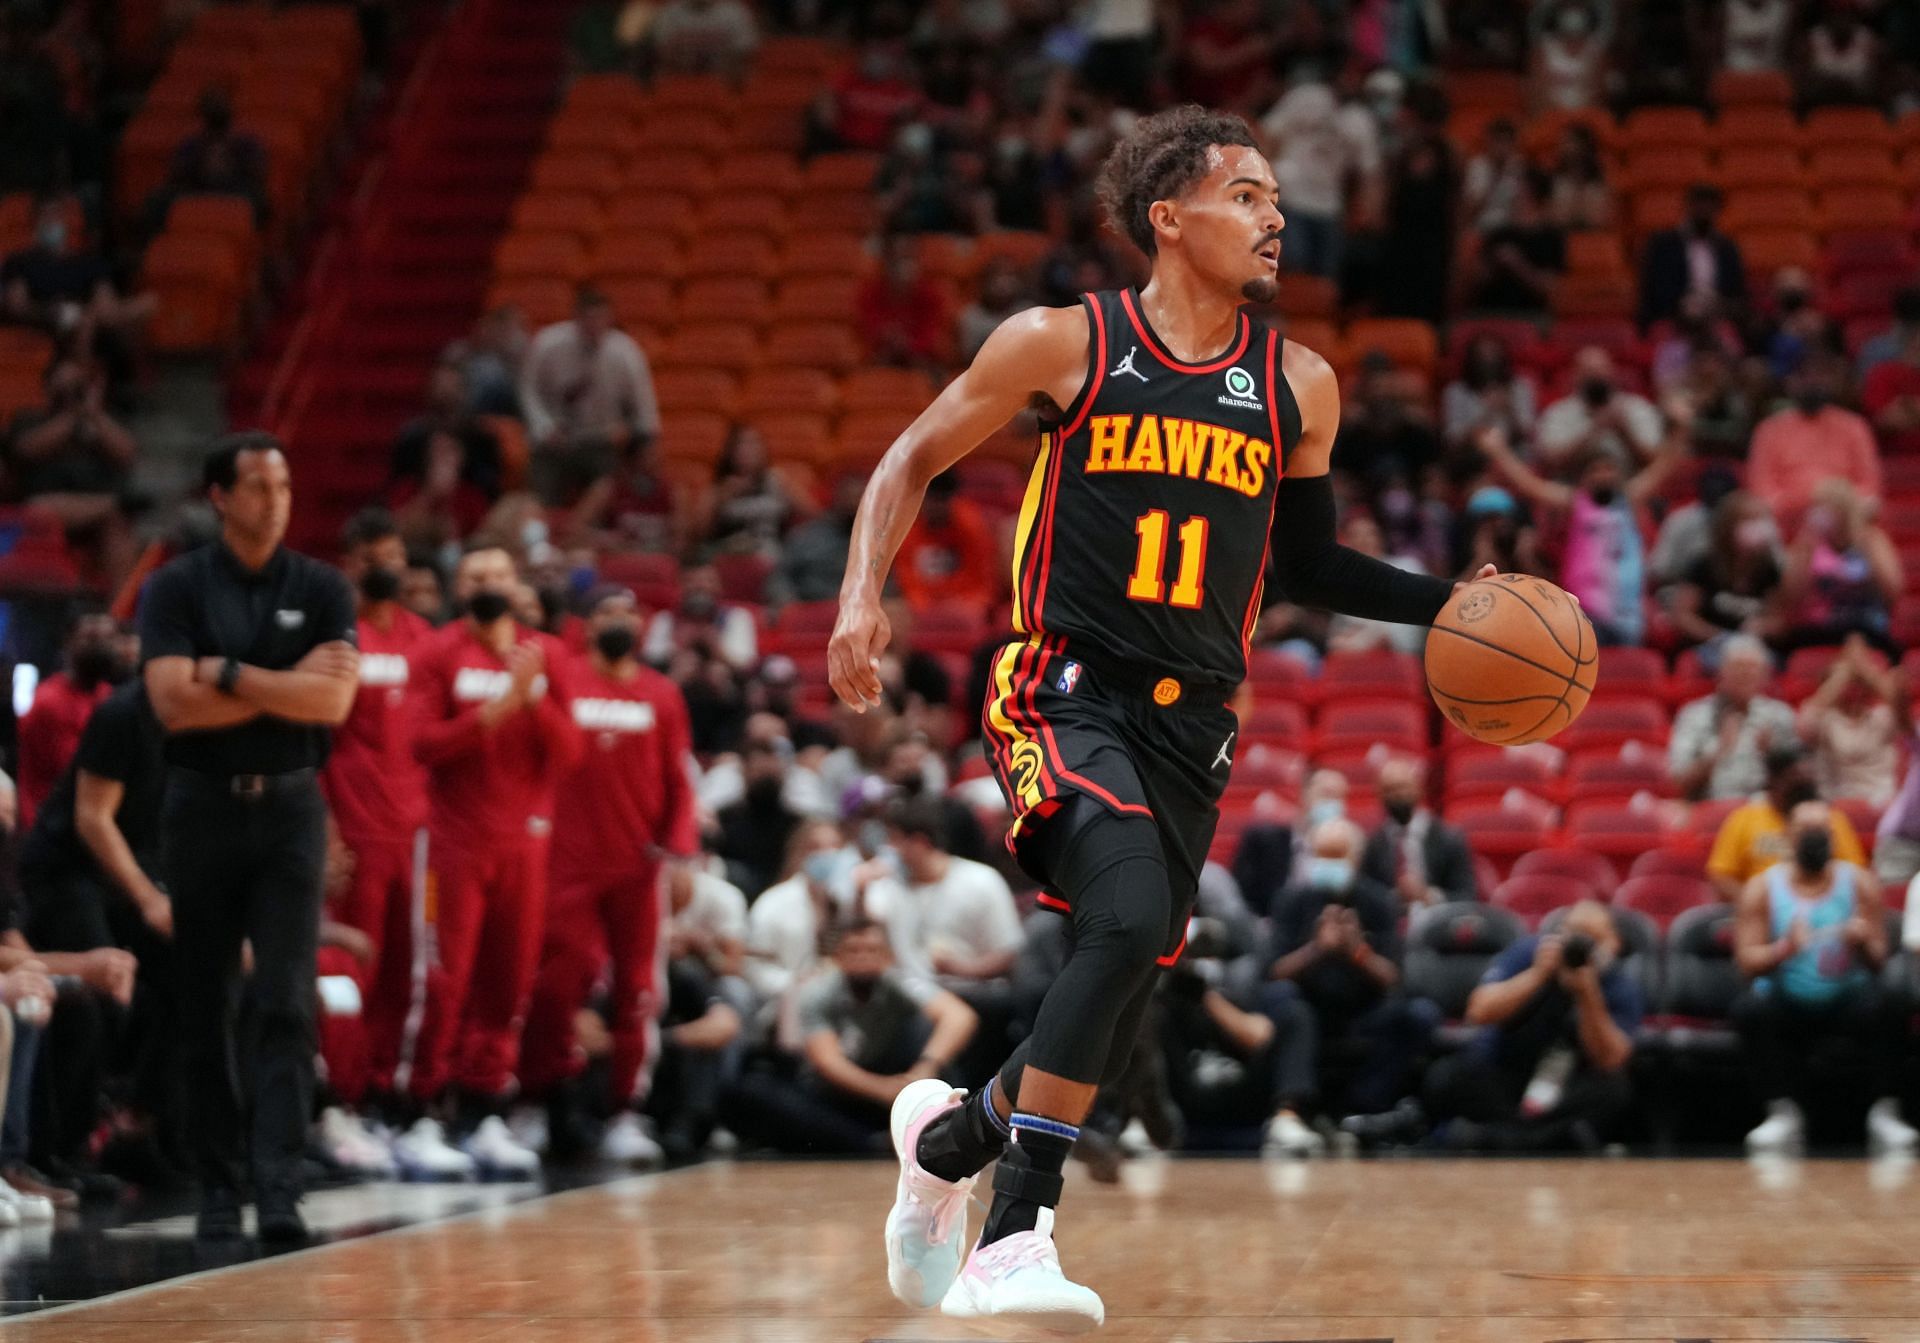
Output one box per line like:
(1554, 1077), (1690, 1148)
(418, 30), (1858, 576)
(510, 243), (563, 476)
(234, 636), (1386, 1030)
(196, 1186), (245, 1241)
(256, 1186), (308, 1244)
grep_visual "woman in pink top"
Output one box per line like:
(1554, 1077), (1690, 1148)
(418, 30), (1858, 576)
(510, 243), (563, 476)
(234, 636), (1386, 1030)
(1776, 480), (1901, 659)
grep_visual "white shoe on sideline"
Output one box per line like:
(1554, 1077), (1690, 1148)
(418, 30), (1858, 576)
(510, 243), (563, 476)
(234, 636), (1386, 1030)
(1746, 1099), (1806, 1153)
(508, 1107), (549, 1157)
(601, 1113), (665, 1165)
(464, 1115), (541, 1179)
(393, 1118), (477, 1181)
(939, 1208), (1105, 1334)
(1264, 1109), (1324, 1157)
(0, 1180), (52, 1222)
(319, 1107), (397, 1178)
(884, 1078), (976, 1310)
(1868, 1098), (1919, 1153)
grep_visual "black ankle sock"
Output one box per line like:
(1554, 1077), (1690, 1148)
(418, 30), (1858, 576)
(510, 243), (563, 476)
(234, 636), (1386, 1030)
(915, 1077), (1010, 1183)
(980, 1113), (1076, 1246)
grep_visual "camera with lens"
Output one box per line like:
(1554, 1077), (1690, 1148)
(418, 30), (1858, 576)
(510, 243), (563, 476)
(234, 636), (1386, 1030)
(1559, 932), (1594, 969)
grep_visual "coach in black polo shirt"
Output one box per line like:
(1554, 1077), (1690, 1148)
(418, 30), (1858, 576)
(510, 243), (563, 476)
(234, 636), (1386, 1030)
(139, 432), (358, 1243)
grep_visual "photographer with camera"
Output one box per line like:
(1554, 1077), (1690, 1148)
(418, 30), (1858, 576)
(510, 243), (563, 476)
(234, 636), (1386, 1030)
(1422, 901), (1640, 1151)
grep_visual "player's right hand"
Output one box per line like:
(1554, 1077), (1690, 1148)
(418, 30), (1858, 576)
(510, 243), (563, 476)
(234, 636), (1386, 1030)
(828, 595), (890, 712)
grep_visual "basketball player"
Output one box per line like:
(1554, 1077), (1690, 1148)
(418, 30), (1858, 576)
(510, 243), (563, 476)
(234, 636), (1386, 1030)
(827, 106), (1495, 1331)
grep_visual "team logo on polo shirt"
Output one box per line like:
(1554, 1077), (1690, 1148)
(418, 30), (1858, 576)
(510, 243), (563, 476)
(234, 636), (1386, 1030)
(574, 697), (656, 750)
(453, 667), (547, 701)
(1056, 661), (1082, 694)
(275, 609), (306, 629)
(360, 654), (410, 687)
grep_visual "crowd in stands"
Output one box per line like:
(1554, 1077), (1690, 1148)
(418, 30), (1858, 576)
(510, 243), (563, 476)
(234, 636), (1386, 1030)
(0, 0), (1918, 1224)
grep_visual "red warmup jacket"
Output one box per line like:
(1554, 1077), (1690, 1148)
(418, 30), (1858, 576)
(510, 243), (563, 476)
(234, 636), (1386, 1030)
(409, 622), (582, 850)
(550, 653), (698, 885)
(16, 673), (110, 828)
(323, 607), (434, 846)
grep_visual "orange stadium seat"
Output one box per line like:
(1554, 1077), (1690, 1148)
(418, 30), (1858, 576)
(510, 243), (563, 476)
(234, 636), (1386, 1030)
(676, 277), (769, 323)
(840, 368), (936, 415)
(1710, 69), (1794, 108)
(654, 367), (741, 417)
(1714, 147), (1805, 193)
(833, 409), (916, 467)
(656, 411), (732, 464)
(599, 276), (675, 328)
(494, 232), (589, 283)
(802, 152), (882, 192)
(780, 233), (871, 279)
(739, 72), (825, 114)
(1721, 189), (1814, 234)
(1737, 228), (1822, 281)
(915, 234), (980, 285)
(1622, 148), (1713, 193)
(1804, 107), (1896, 153)
(644, 75), (736, 115)
(1551, 272), (1635, 319)
(682, 232), (776, 282)
(1620, 107), (1710, 151)
(1343, 318), (1437, 374)
(1448, 71), (1525, 112)
(546, 115), (640, 159)
(487, 277), (575, 327)
(733, 103), (805, 153)
(789, 190), (877, 234)
(1564, 231), (1629, 276)
(772, 275), (861, 324)
(530, 151), (621, 197)
(1282, 318), (1344, 362)
(659, 322), (759, 373)
(1711, 106), (1802, 152)
(1809, 147), (1899, 191)
(1280, 274), (1339, 319)
(765, 320), (861, 372)
(562, 73), (648, 117)
(142, 233), (246, 352)
(604, 193), (699, 237)
(711, 151), (804, 199)
(163, 193), (259, 274)
(623, 151), (716, 197)
(976, 230), (1054, 270)
(754, 35), (843, 78)
(743, 367), (839, 417)
(633, 112), (733, 156)
(1520, 107), (1617, 160)
(1816, 188), (1906, 237)
(753, 411), (834, 466)
(1629, 188), (1688, 238)
(511, 192), (604, 239)
(0, 328), (55, 381)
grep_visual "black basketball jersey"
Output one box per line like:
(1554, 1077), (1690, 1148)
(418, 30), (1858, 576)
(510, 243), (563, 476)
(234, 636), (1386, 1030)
(1009, 288), (1303, 693)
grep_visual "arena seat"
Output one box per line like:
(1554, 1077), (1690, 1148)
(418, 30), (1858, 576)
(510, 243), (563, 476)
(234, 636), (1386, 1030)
(1628, 847), (1709, 882)
(1567, 747), (1673, 798)
(1511, 846), (1619, 892)
(1563, 801), (1667, 862)
(1652, 903), (1742, 1056)
(1614, 874), (1715, 933)
(1403, 902), (1525, 1041)
(1492, 874), (1598, 928)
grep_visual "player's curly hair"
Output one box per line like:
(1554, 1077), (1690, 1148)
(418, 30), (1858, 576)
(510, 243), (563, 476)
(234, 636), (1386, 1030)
(1095, 104), (1261, 257)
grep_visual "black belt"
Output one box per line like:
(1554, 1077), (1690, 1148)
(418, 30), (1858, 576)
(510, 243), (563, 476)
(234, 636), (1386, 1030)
(173, 766), (318, 801)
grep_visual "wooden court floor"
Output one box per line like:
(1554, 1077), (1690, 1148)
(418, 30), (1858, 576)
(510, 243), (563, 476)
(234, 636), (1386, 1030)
(7, 1157), (1920, 1342)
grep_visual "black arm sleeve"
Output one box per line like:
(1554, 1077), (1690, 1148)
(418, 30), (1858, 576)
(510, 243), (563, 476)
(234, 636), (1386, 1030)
(1269, 473), (1454, 626)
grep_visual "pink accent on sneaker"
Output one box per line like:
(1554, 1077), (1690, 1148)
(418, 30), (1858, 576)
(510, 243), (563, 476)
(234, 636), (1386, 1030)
(960, 1228), (1060, 1285)
(900, 1092), (974, 1240)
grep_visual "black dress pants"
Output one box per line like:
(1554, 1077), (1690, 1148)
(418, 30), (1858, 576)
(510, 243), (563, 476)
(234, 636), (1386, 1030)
(162, 770), (326, 1199)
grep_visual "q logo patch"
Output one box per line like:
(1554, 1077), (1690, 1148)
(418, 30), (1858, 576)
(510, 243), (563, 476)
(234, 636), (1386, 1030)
(1010, 740), (1045, 803)
(1457, 590), (1495, 623)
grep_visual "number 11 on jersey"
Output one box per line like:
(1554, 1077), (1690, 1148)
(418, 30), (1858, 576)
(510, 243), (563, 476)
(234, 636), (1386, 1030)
(1127, 509), (1208, 609)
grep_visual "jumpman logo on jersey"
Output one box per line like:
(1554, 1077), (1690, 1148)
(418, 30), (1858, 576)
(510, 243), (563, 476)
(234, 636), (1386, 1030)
(1212, 731), (1236, 772)
(1111, 346), (1149, 382)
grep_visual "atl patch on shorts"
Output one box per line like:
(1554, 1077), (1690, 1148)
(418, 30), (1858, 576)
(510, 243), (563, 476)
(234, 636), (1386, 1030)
(981, 635), (1240, 922)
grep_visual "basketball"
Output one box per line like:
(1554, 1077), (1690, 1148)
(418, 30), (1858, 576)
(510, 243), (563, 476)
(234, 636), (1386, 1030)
(1424, 575), (1598, 746)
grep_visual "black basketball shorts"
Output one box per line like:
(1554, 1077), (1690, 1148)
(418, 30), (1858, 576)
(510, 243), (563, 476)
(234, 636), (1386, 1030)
(981, 635), (1240, 962)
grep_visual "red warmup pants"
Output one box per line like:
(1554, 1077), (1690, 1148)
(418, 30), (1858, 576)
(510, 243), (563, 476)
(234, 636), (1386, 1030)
(315, 945), (370, 1102)
(520, 859), (666, 1108)
(409, 834), (547, 1102)
(332, 832), (425, 1101)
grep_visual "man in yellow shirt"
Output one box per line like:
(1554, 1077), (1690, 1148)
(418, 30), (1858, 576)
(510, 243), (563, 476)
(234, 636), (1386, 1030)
(1708, 747), (1866, 901)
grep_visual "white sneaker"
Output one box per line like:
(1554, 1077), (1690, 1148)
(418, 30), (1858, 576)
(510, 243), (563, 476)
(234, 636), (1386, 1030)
(884, 1078), (976, 1310)
(463, 1115), (541, 1179)
(1868, 1098), (1919, 1153)
(0, 1196), (20, 1229)
(1264, 1109), (1324, 1157)
(393, 1118), (478, 1181)
(1746, 1099), (1806, 1153)
(1117, 1118), (1152, 1155)
(601, 1113), (665, 1165)
(508, 1107), (549, 1156)
(319, 1107), (397, 1178)
(0, 1180), (52, 1222)
(939, 1208), (1105, 1334)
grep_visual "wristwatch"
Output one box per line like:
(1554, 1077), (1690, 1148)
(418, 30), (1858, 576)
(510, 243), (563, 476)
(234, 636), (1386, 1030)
(216, 657), (242, 695)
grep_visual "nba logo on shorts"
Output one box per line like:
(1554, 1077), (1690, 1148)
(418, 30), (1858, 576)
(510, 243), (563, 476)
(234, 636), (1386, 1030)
(1057, 661), (1082, 693)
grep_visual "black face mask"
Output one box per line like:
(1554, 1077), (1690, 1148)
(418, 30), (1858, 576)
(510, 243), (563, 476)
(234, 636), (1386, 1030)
(1384, 797), (1416, 825)
(1588, 484), (1620, 507)
(1579, 378), (1613, 408)
(843, 972), (882, 998)
(1794, 390), (1830, 415)
(466, 590), (511, 624)
(71, 644), (119, 687)
(1793, 829), (1832, 874)
(594, 625), (637, 662)
(359, 566), (402, 602)
(746, 776), (785, 808)
(1779, 779), (1819, 811)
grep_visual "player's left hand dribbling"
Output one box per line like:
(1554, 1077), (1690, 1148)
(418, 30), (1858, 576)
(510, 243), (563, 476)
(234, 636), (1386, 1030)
(828, 596), (890, 713)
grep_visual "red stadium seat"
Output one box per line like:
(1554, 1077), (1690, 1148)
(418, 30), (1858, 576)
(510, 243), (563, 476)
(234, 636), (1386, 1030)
(1566, 747), (1673, 798)
(1558, 696), (1669, 751)
(1493, 874), (1598, 928)
(1614, 874), (1714, 932)
(1316, 698), (1428, 750)
(1563, 801), (1667, 861)
(1511, 846), (1619, 892)
(1241, 699), (1309, 744)
(1628, 847), (1708, 882)
(1318, 649), (1426, 702)
(912, 602), (987, 655)
(1451, 804), (1557, 879)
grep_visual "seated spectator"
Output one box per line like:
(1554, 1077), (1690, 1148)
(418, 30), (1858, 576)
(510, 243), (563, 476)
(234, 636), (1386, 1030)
(570, 437), (678, 554)
(390, 362), (504, 501)
(0, 195), (153, 379)
(1722, 0), (1795, 73)
(1797, 3), (1884, 107)
(875, 122), (976, 236)
(1650, 294), (1743, 394)
(443, 305), (529, 417)
(1325, 514), (1430, 656)
(1376, 108), (1458, 325)
(1773, 479), (1900, 658)
(1707, 744), (1869, 901)
(1477, 411), (1689, 647)
(1746, 359), (1881, 528)
(893, 471), (994, 613)
(1874, 705), (1920, 890)
(1253, 818), (1437, 1152)
(1442, 334), (1537, 455)
(1465, 169), (1565, 312)
(1529, 0), (1612, 111)
(957, 258), (1033, 362)
(521, 286), (660, 507)
(668, 862), (749, 989)
(1231, 768), (1350, 918)
(648, 0), (757, 78)
(724, 916), (975, 1155)
(6, 357), (138, 582)
(644, 566), (759, 673)
(1679, 345), (1759, 458)
(744, 821), (857, 1007)
(1855, 284), (1920, 378)
(388, 429), (494, 553)
(16, 612), (125, 829)
(703, 425), (801, 559)
(772, 473), (862, 605)
(815, 32), (922, 153)
(1175, 0), (1277, 113)
(1616, 2), (1705, 109)
(713, 738), (806, 898)
(645, 952), (744, 1163)
(1360, 756), (1478, 907)
(1258, 74), (1381, 281)
(1421, 900), (1638, 1151)
(1455, 484), (1542, 579)
(1859, 314), (1920, 456)
(1666, 490), (1784, 658)
(1038, 200), (1130, 308)
(1532, 346), (1664, 476)
(1756, 269), (1842, 377)
(856, 237), (948, 370)
(1733, 801), (1914, 1153)
(1672, 637), (1799, 803)
(1797, 637), (1905, 808)
(1338, 353), (1443, 486)
(1545, 122), (1613, 231)
(981, 125), (1051, 233)
(1461, 118), (1529, 234)
(148, 89), (268, 229)
(1638, 184), (1746, 328)
(1648, 463), (1740, 587)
